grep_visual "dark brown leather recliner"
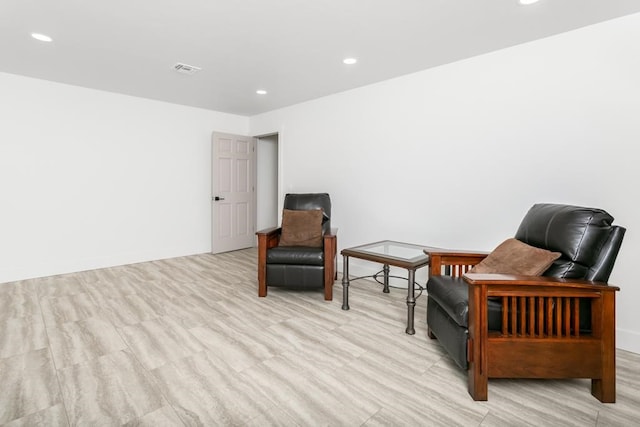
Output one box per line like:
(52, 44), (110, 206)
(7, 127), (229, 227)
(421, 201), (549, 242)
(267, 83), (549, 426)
(256, 193), (337, 300)
(425, 203), (625, 402)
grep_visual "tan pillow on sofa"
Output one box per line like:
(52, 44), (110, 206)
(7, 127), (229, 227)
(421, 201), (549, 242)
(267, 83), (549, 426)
(278, 209), (323, 247)
(469, 238), (561, 275)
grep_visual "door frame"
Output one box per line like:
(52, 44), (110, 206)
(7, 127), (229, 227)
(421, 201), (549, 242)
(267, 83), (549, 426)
(255, 132), (280, 233)
(210, 130), (281, 253)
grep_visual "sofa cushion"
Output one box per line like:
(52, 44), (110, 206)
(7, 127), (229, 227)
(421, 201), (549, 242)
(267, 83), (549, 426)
(283, 193), (332, 235)
(267, 246), (324, 266)
(427, 276), (469, 327)
(426, 276), (502, 329)
(469, 238), (561, 275)
(278, 209), (323, 247)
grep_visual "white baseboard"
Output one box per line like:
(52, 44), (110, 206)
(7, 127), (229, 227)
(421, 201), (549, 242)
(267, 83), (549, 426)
(0, 245), (207, 284)
(617, 328), (640, 354)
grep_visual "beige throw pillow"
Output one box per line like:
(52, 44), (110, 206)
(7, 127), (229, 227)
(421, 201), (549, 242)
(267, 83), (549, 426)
(469, 238), (561, 275)
(278, 209), (323, 247)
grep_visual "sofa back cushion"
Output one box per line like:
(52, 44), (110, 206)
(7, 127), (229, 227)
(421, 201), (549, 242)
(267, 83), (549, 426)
(283, 193), (331, 234)
(514, 203), (615, 280)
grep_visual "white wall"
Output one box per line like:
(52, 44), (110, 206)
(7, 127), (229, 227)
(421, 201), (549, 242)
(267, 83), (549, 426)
(0, 72), (249, 283)
(250, 13), (640, 353)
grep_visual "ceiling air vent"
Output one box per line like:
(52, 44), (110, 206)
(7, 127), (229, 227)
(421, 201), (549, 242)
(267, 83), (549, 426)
(173, 62), (201, 75)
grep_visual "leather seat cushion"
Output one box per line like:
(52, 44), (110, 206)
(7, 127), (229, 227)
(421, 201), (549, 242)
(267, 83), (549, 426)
(427, 276), (469, 327)
(266, 265), (324, 288)
(427, 297), (468, 369)
(267, 246), (324, 266)
(427, 276), (501, 329)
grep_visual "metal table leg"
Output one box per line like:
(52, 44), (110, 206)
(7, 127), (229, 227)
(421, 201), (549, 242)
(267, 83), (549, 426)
(406, 269), (416, 335)
(382, 264), (390, 293)
(342, 254), (350, 310)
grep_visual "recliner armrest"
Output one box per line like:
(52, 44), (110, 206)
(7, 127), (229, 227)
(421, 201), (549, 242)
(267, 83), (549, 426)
(463, 273), (619, 292)
(256, 226), (281, 237)
(323, 228), (338, 286)
(424, 249), (489, 258)
(424, 249), (489, 277)
(256, 226), (282, 250)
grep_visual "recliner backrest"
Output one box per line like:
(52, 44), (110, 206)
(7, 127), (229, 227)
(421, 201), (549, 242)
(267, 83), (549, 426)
(283, 193), (331, 234)
(514, 203), (625, 282)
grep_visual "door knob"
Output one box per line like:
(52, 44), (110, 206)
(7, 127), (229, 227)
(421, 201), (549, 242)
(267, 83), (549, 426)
(214, 196), (225, 201)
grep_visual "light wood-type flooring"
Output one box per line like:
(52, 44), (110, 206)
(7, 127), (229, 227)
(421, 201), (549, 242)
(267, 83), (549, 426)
(1, 248), (639, 426)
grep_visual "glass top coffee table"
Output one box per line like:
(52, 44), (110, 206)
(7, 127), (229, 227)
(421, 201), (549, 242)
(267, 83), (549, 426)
(341, 240), (440, 335)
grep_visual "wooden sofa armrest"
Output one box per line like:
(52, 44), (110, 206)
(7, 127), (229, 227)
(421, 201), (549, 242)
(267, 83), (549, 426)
(323, 228), (338, 258)
(256, 226), (337, 248)
(256, 227), (281, 297)
(323, 228), (339, 298)
(463, 273), (620, 292)
(256, 226), (281, 237)
(424, 249), (489, 277)
(256, 226), (282, 249)
(323, 228), (338, 263)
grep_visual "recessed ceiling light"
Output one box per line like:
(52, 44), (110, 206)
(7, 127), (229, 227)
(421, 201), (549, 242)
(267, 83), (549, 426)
(31, 33), (53, 42)
(519, 0), (540, 4)
(343, 58), (357, 65)
(256, 90), (267, 95)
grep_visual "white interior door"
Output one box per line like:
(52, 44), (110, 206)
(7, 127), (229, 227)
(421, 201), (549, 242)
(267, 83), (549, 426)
(211, 132), (256, 254)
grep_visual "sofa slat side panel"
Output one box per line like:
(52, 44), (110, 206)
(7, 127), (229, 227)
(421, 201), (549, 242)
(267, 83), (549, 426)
(498, 295), (589, 339)
(486, 339), (601, 378)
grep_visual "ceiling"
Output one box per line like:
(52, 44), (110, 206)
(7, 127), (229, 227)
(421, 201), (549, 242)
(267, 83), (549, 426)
(3, 1), (640, 116)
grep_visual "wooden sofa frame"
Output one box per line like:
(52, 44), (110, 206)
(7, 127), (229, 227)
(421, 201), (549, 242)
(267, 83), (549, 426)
(427, 250), (620, 403)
